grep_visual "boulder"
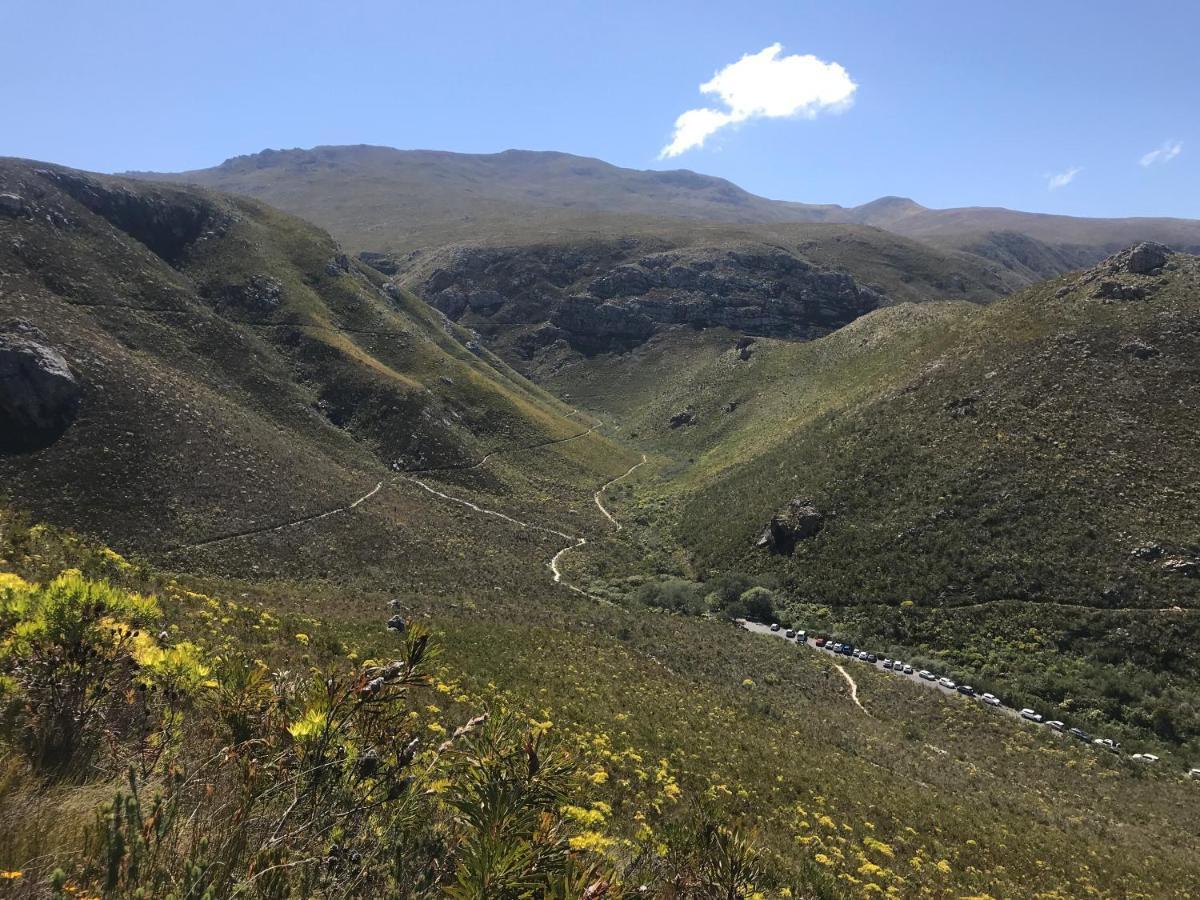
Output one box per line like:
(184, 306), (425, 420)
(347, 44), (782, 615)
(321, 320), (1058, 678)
(0, 192), (28, 218)
(756, 498), (825, 553)
(1094, 280), (1146, 301)
(1131, 542), (1165, 561)
(0, 320), (81, 453)
(1125, 242), (1171, 275)
(1121, 339), (1159, 360)
(1161, 557), (1199, 578)
(946, 396), (978, 419)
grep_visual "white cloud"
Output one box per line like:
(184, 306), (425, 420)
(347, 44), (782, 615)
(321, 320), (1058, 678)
(1047, 166), (1082, 190)
(660, 43), (857, 158)
(1140, 140), (1183, 167)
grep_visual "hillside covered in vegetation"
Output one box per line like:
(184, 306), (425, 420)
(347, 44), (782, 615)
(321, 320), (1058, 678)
(2, 160), (1200, 897)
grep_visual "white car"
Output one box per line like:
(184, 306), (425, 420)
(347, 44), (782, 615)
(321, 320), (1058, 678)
(1131, 753), (1159, 764)
(918, 670), (935, 681)
(903, 665), (914, 675)
(1046, 720), (1065, 732)
(796, 630), (807, 641)
(882, 659), (893, 669)
(937, 677), (956, 689)
(1093, 737), (1120, 753)
(980, 693), (1002, 707)
(1189, 768), (1200, 780)
(1019, 708), (1043, 723)
(770, 623), (780, 632)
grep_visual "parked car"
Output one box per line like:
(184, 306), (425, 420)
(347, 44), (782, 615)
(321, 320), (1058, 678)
(1093, 737), (1120, 753)
(867, 653), (878, 663)
(981, 693), (1002, 707)
(1046, 720), (1065, 731)
(831, 642), (842, 652)
(903, 665), (914, 675)
(1188, 768), (1200, 780)
(770, 623), (780, 632)
(841, 644), (854, 656)
(1019, 709), (1043, 723)
(1069, 727), (1093, 743)
(918, 670), (935, 681)
(956, 684), (975, 696)
(938, 677), (956, 689)
(785, 629), (795, 638)
(882, 659), (893, 669)
(796, 630), (807, 641)
(1131, 753), (1159, 764)
(815, 637), (826, 648)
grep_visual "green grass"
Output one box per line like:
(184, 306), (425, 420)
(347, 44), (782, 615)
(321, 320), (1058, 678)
(550, 256), (1200, 754)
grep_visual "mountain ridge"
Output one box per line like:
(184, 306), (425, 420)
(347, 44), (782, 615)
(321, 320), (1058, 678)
(128, 144), (1200, 279)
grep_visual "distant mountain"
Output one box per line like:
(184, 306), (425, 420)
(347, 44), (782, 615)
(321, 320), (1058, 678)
(133, 145), (1200, 281)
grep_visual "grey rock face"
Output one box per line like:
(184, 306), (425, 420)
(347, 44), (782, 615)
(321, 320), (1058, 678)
(0, 320), (81, 452)
(1125, 242), (1171, 275)
(756, 498), (825, 553)
(0, 192), (29, 218)
(358, 251), (400, 275)
(411, 243), (887, 356)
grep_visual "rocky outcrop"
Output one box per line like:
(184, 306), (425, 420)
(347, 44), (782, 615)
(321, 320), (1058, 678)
(1121, 338), (1159, 360)
(1065, 242), (1176, 303)
(358, 251), (400, 275)
(0, 320), (81, 453)
(756, 498), (825, 553)
(34, 168), (224, 266)
(1125, 242), (1171, 275)
(1161, 557), (1199, 578)
(404, 242), (887, 357)
(669, 409), (696, 428)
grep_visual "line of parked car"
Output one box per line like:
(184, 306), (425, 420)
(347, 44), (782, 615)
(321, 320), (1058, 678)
(767, 622), (1179, 769)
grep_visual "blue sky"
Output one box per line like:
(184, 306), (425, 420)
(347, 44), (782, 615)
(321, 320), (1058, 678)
(4, 0), (1197, 217)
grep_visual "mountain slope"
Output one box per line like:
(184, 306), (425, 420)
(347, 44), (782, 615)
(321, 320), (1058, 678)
(134, 145), (1200, 279)
(0, 158), (629, 586)
(551, 245), (1200, 748)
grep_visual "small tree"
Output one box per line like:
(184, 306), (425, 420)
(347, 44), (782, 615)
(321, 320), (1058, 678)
(737, 587), (776, 622)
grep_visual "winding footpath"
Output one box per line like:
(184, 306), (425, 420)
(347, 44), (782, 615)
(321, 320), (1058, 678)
(832, 662), (871, 716)
(169, 480), (384, 552)
(171, 423), (600, 553)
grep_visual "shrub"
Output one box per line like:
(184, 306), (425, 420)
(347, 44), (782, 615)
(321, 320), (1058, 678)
(636, 579), (704, 615)
(0, 572), (160, 774)
(737, 587), (777, 622)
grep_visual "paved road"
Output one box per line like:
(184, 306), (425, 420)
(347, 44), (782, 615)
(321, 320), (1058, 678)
(739, 620), (1026, 724)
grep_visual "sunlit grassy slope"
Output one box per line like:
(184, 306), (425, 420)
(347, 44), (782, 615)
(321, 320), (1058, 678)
(3, 504), (1199, 897)
(552, 254), (1200, 752)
